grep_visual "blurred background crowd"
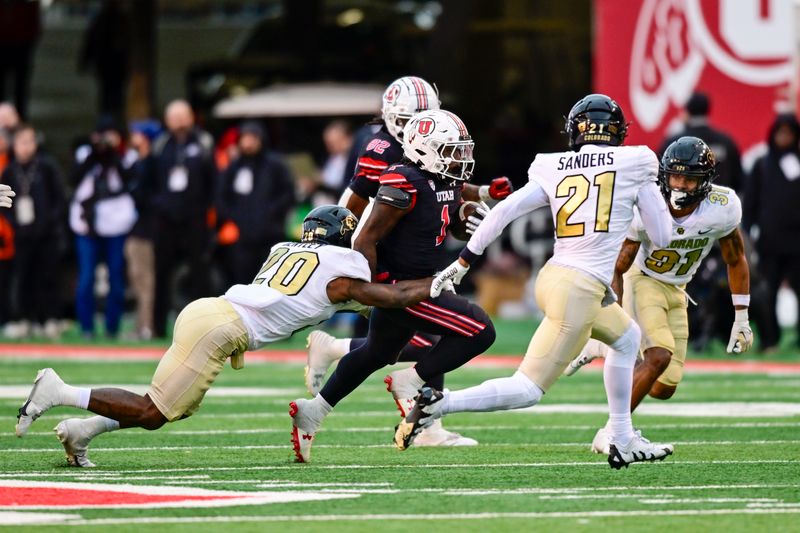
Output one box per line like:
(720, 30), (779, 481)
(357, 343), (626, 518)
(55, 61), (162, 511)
(0, 0), (798, 354)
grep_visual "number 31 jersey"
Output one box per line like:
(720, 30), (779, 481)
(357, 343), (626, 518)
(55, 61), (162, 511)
(628, 185), (741, 286)
(529, 144), (660, 285)
(223, 241), (371, 349)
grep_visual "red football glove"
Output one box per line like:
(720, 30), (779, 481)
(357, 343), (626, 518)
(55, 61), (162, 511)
(487, 177), (513, 200)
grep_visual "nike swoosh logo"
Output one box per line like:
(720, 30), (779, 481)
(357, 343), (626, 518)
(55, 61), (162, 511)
(698, 229), (713, 235)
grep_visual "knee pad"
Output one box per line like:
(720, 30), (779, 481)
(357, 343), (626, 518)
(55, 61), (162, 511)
(509, 370), (543, 408)
(606, 322), (641, 369)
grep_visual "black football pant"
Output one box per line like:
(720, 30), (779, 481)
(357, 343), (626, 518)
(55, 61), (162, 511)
(348, 332), (445, 390)
(320, 292), (495, 407)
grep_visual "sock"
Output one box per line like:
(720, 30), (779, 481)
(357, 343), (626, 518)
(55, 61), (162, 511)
(309, 394), (333, 425)
(442, 371), (543, 414)
(330, 338), (352, 358)
(81, 415), (120, 438)
(397, 366), (425, 391)
(603, 323), (640, 444)
(60, 384), (92, 409)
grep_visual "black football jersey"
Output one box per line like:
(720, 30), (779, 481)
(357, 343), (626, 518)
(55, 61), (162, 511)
(348, 126), (405, 200)
(376, 163), (462, 280)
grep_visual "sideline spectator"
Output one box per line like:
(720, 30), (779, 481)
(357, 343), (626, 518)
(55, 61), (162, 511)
(150, 100), (216, 338)
(0, 102), (21, 133)
(123, 119), (161, 340)
(743, 113), (800, 351)
(318, 119), (353, 200)
(69, 117), (136, 339)
(2, 124), (67, 339)
(216, 120), (295, 285)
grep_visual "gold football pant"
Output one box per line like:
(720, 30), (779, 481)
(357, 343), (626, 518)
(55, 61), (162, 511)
(147, 297), (249, 421)
(622, 267), (689, 387)
(520, 263), (633, 391)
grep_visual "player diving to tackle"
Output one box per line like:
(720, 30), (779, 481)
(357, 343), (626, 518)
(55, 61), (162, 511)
(306, 76), (513, 447)
(564, 136), (753, 454)
(395, 94), (676, 469)
(15, 205), (436, 467)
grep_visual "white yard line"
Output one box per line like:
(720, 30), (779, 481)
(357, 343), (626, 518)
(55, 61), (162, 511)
(0, 460), (795, 478)
(22, 508), (800, 526)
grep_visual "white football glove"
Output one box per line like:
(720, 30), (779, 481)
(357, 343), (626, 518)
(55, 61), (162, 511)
(465, 201), (490, 235)
(726, 309), (754, 354)
(0, 184), (15, 208)
(431, 259), (470, 298)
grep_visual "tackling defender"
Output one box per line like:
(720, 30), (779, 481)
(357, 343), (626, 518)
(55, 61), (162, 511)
(565, 136), (753, 453)
(396, 94), (676, 469)
(15, 205), (434, 467)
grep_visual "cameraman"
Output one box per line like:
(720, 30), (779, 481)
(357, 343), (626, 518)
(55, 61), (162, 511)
(69, 116), (136, 339)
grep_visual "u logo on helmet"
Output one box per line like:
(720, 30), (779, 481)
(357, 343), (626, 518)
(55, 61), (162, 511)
(385, 85), (401, 102)
(417, 118), (435, 135)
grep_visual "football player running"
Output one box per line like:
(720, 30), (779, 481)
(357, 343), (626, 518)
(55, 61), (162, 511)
(290, 109), (497, 462)
(0, 184), (14, 208)
(306, 76), (513, 446)
(15, 206), (435, 467)
(396, 94), (676, 469)
(564, 136), (753, 454)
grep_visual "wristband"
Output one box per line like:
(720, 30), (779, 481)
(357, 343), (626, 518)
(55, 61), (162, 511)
(478, 185), (492, 202)
(459, 247), (481, 265)
(731, 294), (750, 307)
(734, 308), (749, 322)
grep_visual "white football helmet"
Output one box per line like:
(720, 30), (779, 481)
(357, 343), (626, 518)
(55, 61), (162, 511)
(381, 76), (440, 142)
(402, 109), (475, 182)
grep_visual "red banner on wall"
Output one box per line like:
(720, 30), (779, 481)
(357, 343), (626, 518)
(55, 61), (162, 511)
(594, 0), (797, 160)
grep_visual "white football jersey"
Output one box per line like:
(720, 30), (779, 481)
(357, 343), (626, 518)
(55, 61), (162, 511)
(223, 241), (371, 349)
(529, 144), (661, 285)
(629, 185), (741, 286)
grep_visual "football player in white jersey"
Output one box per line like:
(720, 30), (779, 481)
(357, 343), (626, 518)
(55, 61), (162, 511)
(394, 94), (676, 469)
(15, 205), (435, 467)
(565, 136), (753, 453)
(0, 184), (14, 208)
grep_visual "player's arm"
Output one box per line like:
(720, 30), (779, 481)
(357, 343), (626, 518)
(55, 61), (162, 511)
(353, 185), (411, 273)
(430, 179), (548, 296)
(636, 181), (671, 248)
(612, 239), (640, 304)
(326, 276), (432, 308)
(460, 177), (514, 202)
(719, 227), (754, 353)
(338, 187), (370, 219)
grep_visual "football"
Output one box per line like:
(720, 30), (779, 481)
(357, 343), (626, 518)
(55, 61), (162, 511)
(449, 201), (482, 241)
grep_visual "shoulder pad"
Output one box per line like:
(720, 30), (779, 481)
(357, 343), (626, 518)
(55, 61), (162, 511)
(376, 185), (413, 209)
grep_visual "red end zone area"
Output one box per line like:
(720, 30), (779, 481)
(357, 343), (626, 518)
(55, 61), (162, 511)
(1, 343), (799, 374)
(0, 481), (356, 510)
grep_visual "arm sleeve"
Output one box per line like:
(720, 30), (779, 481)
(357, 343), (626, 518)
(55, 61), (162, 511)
(636, 181), (672, 248)
(463, 179), (549, 258)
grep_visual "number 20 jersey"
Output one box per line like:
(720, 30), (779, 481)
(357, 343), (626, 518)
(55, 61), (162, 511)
(628, 185), (741, 286)
(528, 144), (660, 285)
(223, 241), (371, 349)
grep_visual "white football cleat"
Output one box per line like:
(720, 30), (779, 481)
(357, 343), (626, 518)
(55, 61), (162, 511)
(414, 419), (478, 447)
(394, 387), (445, 450)
(305, 331), (341, 396)
(564, 339), (608, 376)
(608, 432), (673, 469)
(591, 426), (611, 454)
(289, 399), (320, 463)
(16, 368), (65, 437)
(54, 419), (96, 468)
(383, 370), (419, 418)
